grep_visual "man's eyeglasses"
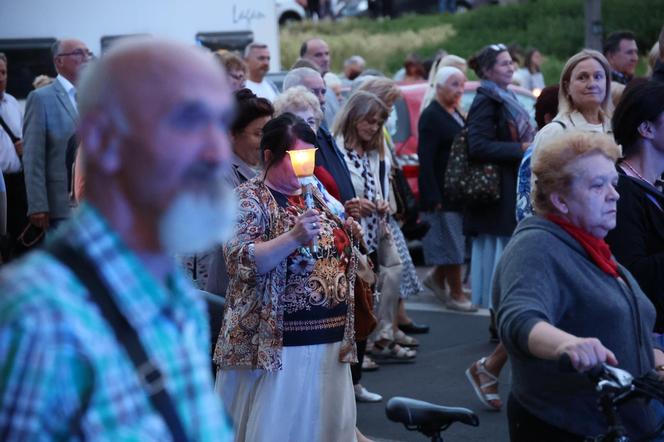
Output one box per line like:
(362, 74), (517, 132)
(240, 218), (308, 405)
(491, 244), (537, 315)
(489, 44), (507, 52)
(57, 49), (94, 59)
(308, 87), (326, 97)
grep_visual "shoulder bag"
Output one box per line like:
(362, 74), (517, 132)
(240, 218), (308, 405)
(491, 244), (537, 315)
(443, 127), (501, 206)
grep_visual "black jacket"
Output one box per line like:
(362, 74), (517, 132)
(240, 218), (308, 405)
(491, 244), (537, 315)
(463, 87), (524, 237)
(316, 124), (356, 204)
(652, 60), (664, 84)
(606, 167), (664, 332)
(417, 100), (464, 211)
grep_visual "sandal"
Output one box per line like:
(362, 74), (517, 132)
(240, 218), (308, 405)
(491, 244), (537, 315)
(370, 342), (416, 360)
(394, 329), (419, 347)
(362, 356), (380, 371)
(465, 357), (502, 411)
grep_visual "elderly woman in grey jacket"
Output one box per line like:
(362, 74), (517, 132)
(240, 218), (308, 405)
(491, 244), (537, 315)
(497, 130), (663, 441)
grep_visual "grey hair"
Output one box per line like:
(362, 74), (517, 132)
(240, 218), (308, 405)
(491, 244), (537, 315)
(344, 55), (365, 68)
(273, 85), (324, 129)
(283, 67), (321, 91)
(0, 53), (6, 65)
(51, 40), (62, 58)
(243, 42), (268, 59)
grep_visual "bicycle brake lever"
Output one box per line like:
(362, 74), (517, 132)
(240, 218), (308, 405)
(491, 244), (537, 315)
(601, 364), (634, 389)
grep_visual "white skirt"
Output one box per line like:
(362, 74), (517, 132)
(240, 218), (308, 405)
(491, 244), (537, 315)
(216, 341), (357, 442)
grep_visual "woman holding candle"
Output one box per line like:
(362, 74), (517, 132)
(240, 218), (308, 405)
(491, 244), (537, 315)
(214, 113), (362, 442)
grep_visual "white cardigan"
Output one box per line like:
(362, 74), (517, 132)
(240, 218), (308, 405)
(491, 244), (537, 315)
(335, 135), (391, 202)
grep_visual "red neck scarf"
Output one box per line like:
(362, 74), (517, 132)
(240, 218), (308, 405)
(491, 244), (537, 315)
(546, 214), (619, 278)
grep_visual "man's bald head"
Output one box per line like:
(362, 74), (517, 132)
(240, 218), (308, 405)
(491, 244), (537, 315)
(300, 38), (330, 74)
(79, 38), (229, 131)
(78, 38), (236, 253)
(53, 38), (92, 84)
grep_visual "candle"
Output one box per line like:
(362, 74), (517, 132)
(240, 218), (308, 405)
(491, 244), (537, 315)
(286, 147), (317, 178)
(286, 146), (319, 256)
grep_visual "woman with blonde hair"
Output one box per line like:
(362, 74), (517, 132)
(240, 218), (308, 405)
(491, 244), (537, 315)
(334, 91), (416, 404)
(214, 50), (247, 91)
(517, 49), (614, 221)
(357, 76), (428, 334)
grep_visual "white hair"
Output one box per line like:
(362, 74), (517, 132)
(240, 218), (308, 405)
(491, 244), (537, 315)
(283, 67), (321, 91)
(243, 42), (268, 59)
(344, 55), (366, 68)
(323, 72), (342, 89)
(419, 66), (465, 115)
(434, 66), (464, 87)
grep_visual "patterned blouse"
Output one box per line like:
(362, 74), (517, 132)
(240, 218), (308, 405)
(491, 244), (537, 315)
(214, 177), (357, 371)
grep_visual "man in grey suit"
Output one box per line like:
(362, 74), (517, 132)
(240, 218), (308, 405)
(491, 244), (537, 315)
(23, 38), (92, 230)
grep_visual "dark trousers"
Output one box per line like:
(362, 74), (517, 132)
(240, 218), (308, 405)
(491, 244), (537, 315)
(351, 339), (367, 385)
(507, 394), (584, 442)
(3, 171), (27, 242)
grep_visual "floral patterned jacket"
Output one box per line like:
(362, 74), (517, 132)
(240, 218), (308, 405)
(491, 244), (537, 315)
(213, 177), (357, 371)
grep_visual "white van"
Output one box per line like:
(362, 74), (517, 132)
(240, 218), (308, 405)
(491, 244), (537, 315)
(0, 0), (282, 99)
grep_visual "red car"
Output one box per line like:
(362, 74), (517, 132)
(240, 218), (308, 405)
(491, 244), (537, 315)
(392, 80), (536, 200)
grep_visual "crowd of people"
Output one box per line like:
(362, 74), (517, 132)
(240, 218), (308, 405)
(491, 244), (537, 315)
(0, 17), (664, 442)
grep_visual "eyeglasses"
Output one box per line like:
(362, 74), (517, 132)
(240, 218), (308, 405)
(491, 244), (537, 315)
(308, 87), (326, 97)
(489, 44), (507, 52)
(57, 49), (94, 59)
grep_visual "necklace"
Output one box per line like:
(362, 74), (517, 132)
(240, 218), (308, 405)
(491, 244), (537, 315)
(621, 160), (652, 185)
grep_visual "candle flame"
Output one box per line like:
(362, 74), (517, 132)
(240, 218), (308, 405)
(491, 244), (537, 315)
(286, 147), (317, 177)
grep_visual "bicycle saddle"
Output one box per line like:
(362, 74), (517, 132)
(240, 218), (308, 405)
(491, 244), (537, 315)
(386, 396), (479, 429)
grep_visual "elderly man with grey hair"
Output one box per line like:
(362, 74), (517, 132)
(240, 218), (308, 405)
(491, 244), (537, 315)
(22, 38), (92, 232)
(283, 67), (356, 205)
(244, 42), (279, 101)
(300, 37), (340, 127)
(0, 38), (234, 440)
(342, 55), (366, 84)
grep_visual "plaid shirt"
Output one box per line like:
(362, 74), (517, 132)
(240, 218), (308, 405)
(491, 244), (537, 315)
(0, 204), (233, 441)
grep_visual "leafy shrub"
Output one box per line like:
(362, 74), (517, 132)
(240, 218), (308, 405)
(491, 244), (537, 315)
(280, 0), (664, 84)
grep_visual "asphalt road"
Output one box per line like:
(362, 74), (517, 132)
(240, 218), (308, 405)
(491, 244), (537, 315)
(357, 285), (512, 442)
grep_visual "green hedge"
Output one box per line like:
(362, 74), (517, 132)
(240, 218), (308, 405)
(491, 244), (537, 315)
(280, 0), (664, 84)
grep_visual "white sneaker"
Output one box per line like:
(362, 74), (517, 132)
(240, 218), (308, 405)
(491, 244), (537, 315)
(354, 384), (383, 402)
(446, 297), (478, 312)
(423, 272), (449, 304)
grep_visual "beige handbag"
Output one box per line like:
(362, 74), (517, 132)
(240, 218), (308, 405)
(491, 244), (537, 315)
(377, 221), (401, 268)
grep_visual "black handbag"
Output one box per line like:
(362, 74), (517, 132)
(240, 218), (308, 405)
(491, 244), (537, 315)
(382, 152), (430, 241)
(443, 127), (501, 206)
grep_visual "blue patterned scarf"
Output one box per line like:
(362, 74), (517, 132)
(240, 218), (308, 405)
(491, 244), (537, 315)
(480, 79), (536, 143)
